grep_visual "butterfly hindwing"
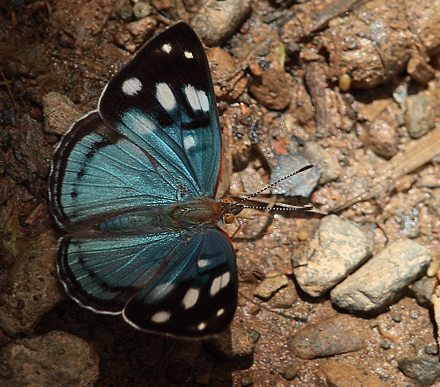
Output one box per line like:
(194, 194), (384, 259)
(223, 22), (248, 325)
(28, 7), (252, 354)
(57, 231), (186, 313)
(58, 228), (237, 338)
(123, 228), (237, 338)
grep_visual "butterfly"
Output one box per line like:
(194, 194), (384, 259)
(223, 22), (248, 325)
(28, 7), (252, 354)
(48, 21), (244, 339)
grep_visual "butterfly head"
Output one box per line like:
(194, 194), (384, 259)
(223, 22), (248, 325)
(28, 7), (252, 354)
(218, 164), (316, 225)
(220, 198), (244, 224)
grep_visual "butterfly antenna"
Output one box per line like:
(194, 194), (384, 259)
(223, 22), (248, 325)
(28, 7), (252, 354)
(230, 164), (314, 212)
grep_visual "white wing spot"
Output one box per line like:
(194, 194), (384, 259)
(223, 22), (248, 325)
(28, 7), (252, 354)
(210, 275), (222, 296)
(197, 322), (207, 331)
(184, 135), (196, 150)
(151, 311), (171, 323)
(184, 85), (210, 112)
(198, 259), (210, 268)
(122, 77), (142, 96)
(156, 83), (176, 112)
(210, 272), (231, 296)
(184, 50), (194, 59)
(197, 89), (210, 112)
(162, 43), (172, 53)
(184, 85), (198, 110)
(221, 272), (230, 287)
(182, 288), (200, 309)
(216, 308), (225, 317)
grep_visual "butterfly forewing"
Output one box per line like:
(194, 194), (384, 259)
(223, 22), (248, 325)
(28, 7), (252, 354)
(99, 22), (222, 198)
(49, 22), (238, 338)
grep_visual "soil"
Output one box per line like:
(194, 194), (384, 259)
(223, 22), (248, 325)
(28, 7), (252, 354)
(1, 0), (440, 386)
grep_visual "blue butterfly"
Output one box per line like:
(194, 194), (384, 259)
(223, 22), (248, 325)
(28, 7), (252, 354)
(48, 22), (243, 338)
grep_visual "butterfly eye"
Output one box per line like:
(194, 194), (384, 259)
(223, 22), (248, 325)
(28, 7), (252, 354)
(224, 212), (235, 224)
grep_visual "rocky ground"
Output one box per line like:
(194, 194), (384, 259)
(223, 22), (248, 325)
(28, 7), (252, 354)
(1, 0), (440, 386)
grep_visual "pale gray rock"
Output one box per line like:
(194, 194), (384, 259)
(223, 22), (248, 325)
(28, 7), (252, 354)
(398, 355), (440, 386)
(294, 215), (373, 297)
(331, 239), (431, 313)
(405, 91), (436, 139)
(302, 142), (342, 185)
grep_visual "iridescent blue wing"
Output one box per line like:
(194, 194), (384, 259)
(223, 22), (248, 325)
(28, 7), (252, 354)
(99, 21), (221, 199)
(58, 228), (237, 338)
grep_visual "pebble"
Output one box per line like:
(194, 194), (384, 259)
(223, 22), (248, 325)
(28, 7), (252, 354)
(133, 2), (152, 20)
(331, 239), (432, 313)
(407, 54), (436, 85)
(302, 141), (342, 185)
(0, 331), (99, 387)
(115, 3), (133, 22)
(254, 272), (289, 300)
(410, 276), (438, 308)
(320, 360), (388, 387)
(293, 215), (373, 297)
(206, 47), (247, 100)
(289, 315), (369, 359)
(280, 362), (300, 381)
(241, 375), (253, 386)
(43, 92), (82, 136)
(425, 345), (438, 356)
(398, 355), (440, 386)
(247, 328), (260, 343)
(191, 0), (252, 46)
(358, 99), (400, 159)
(207, 325), (254, 366)
(270, 153), (321, 198)
(125, 17), (157, 46)
(380, 342), (391, 350)
(405, 91), (436, 139)
(267, 281), (298, 309)
(249, 67), (291, 110)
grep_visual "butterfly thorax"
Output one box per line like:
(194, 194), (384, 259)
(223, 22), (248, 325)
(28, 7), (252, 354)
(96, 198), (223, 233)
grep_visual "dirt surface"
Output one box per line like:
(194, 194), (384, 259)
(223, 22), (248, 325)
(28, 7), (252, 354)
(1, 0), (440, 386)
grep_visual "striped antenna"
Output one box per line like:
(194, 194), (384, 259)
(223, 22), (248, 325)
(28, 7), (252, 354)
(230, 164), (314, 212)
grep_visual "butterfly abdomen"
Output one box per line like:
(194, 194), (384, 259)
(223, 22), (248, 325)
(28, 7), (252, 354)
(96, 199), (222, 233)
